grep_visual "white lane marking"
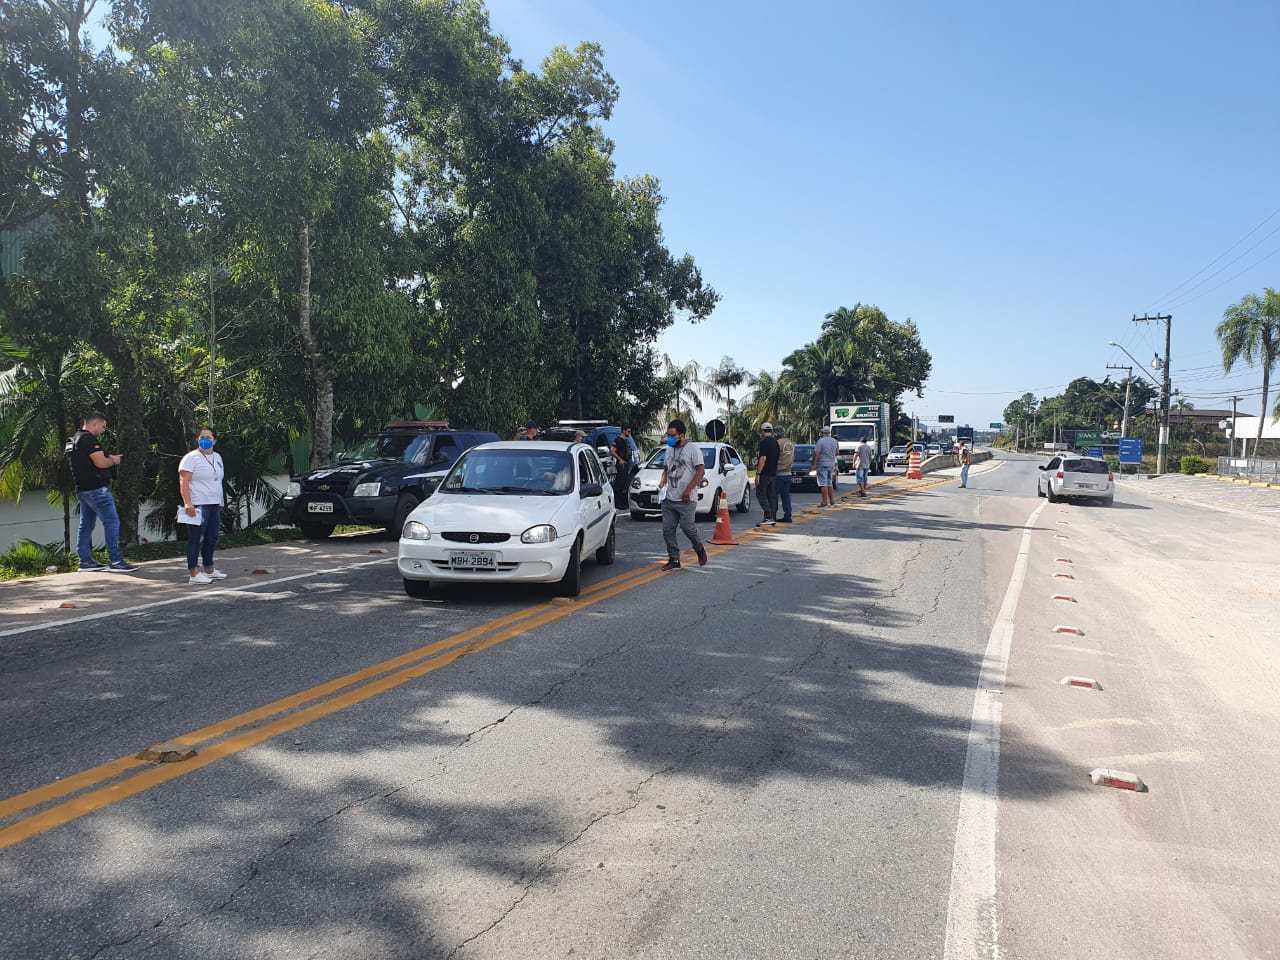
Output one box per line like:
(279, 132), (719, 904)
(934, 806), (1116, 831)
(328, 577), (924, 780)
(0, 558), (393, 639)
(943, 499), (1046, 960)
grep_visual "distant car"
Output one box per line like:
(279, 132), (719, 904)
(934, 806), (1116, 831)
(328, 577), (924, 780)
(886, 445), (909, 468)
(791, 444), (819, 490)
(629, 442), (751, 520)
(926, 443), (942, 457)
(1037, 455), (1114, 505)
(285, 422), (499, 540)
(398, 441), (616, 599)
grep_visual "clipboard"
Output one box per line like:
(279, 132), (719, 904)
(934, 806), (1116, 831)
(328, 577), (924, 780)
(177, 505), (203, 526)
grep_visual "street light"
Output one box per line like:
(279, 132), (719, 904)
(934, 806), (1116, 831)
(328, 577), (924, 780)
(1106, 341), (1161, 387)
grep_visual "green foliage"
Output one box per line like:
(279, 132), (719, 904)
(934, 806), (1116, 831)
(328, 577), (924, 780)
(0, 538), (75, 578)
(1218, 288), (1280, 453)
(1178, 455), (1212, 475)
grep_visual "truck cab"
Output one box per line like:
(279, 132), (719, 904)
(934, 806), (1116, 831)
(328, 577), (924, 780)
(828, 402), (891, 474)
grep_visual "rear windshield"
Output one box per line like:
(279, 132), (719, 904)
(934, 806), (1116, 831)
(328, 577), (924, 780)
(645, 446), (718, 469)
(1063, 459), (1109, 474)
(794, 445), (815, 460)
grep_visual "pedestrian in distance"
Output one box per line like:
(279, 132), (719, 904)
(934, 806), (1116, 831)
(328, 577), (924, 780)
(658, 419), (708, 570)
(64, 412), (136, 573)
(854, 437), (874, 498)
(775, 426), (795, 523)
(958, 441), (972, 488)
(518, 421), (539, 441)
(611, 426), (635, 513)
(178, 427), (228, 585)
(814, 425), (838, 507)
(754, 422), (780, 526)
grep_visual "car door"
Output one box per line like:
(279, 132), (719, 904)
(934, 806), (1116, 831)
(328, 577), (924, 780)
(1041, 456), (1060, 494)
(577, 449), (608, 550)
(724, 446), (747, 501)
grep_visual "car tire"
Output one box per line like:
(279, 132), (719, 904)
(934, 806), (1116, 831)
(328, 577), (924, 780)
(558, 536), (583, 598)
(386, 494), (419, 540)
(736, 483), (751, 514)
(299, 522), (334, 541)
(1046, 486), (1058, 503)
(402, 578), (431, 600)
(595, 521), (616, 565)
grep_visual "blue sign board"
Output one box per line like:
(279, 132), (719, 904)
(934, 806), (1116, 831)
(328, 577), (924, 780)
(1087, 447), (1103, 458)
(1118, 438), (1143, 464)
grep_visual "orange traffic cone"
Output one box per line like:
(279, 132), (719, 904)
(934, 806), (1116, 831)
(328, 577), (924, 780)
(906, 446), (923, 480)
(710, 490), (737, 545)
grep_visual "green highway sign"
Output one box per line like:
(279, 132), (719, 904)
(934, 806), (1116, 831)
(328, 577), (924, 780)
(989, 422), (1002, 429)
(1075, 431), (1101, 446)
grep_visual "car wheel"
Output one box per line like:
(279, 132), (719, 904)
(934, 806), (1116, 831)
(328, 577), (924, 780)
(1046, 485), (1058, 503)
(386, 494), (419, 540)
(299, 522), (334, 541)
(630, 510), (645, 522)
(402, 578), (431, 600)
(558, 536), (583, 597)
(595, 521), (616, 564)
(736, 482), (751, 514)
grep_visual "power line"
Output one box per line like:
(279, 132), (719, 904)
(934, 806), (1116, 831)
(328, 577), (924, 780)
(1163, 243), (1280, 310)
(1147, 205), (1280, 310)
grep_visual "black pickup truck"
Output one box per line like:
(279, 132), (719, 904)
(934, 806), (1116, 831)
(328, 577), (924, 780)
(284, 422), (498, 539)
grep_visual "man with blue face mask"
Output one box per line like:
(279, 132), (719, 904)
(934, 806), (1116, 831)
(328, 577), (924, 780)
(657, 419), (708, 570)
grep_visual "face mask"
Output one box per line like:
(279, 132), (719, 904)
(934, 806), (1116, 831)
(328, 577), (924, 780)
(665, 435), (678, 448)
(198, 437), (215, 451)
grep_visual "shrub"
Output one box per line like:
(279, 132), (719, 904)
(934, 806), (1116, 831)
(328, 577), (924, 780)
(0, 539), (77, 577)
(1179, 455), (1212, 475)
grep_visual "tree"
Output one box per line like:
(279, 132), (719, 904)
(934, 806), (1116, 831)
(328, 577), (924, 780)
(707, 356), (747, 440)
(1217, 288), (1280, 456)
(659, 355), (710, 424)
(742, 370), (800, 433)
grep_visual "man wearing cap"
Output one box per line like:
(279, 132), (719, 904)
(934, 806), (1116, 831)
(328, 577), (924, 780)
(814, 425), (839, 507)
(754, 422), (780, 527)
(518, 421), (539, 441)
(775, 426), (795, 523)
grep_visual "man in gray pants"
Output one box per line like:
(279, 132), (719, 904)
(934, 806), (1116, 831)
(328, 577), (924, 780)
(659, 419), (709, 570)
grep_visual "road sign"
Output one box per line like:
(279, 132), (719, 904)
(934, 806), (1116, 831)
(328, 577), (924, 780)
(989, 422), (1003, 429)
(937, 414), (955, 423)
(1074, 430), (1101, 447)
(1087, 447), (1103, 458)
(705, 418), (726, 441)
(1118, 437), (1143, 464)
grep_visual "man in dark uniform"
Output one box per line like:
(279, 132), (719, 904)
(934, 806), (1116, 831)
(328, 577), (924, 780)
(518, 421), (539, 441)
(611, 426), (635, 511)
(65, 412), (136, 572)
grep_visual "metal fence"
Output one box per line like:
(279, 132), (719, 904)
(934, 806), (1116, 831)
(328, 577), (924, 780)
(1217, 457), (1280, 483)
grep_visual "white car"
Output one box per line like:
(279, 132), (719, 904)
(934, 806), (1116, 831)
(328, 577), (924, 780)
(1037, 454), (1114, 505)
(398, 441), (615, 598)
(628, 442), (751, 520)
(885, 445), (909, 468)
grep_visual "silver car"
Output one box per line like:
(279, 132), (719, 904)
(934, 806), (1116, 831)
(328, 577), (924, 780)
(886, 445), (909, 468)
(1037, 454), (1114, 505)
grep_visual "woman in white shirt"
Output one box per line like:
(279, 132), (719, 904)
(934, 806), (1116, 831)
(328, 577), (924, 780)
(178, 427), (227, 585)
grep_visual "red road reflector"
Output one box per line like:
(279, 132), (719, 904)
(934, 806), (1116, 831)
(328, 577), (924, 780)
(1060, 676), (1102, 690)
(1089, 768), (1147, 792)
(1053, 624), (1085, 636)
(251, 567), (274, 575)
(1054, 573), (1075, 580)
(1055, 557), (1073, 564)
(1051, 594), (1077, 602)
(58, 602), (75, 609)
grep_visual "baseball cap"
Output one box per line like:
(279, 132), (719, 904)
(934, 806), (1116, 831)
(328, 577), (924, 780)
(525, 421), (537, 429)
(761, 422), (773, 432)
(820, 425), (832, 435)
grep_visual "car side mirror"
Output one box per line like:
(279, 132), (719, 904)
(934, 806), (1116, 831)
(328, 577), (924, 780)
(580, 482), (603, 498)
(1037, 464), (1046, 470)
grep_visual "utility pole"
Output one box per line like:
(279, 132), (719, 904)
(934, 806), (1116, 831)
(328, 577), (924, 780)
(208, 249), (216, 427)
(1230, 395), (1242, 458)
(1106, 363), (1133, 438)
(1133, 313), (1172, 473)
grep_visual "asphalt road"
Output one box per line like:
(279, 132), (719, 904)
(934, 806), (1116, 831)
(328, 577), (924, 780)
(3, 455), (1276, 959)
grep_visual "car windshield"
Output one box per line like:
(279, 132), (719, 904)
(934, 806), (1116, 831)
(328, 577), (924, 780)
(341, 433), (431, 463)
(1064, 458), (1110, 474)
(890, 446), (906, 454)
(644, 446), (717, 468)
(440, 449), (574, 495)
(832, 424), (873, 442)
(794, 445), (815, 460)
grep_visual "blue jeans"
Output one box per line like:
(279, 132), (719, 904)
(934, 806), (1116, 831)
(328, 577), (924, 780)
(77, 487), (124, 565)
(776, 475), (792, 519)
(960, 464), (970, 487)
(186, 504), (222, 571)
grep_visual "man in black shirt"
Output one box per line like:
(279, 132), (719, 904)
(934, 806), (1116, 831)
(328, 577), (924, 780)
(754, 422), (781, 527)
(64, 412), (135, 572)
(611, 427), (634, 511)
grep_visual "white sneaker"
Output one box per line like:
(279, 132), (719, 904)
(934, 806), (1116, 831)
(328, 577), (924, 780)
(206, 569), (228, 580)
(189, 572), (214, 585)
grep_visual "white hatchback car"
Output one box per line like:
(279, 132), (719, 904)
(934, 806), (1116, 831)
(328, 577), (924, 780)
(627, 442), (751, 520)
(398, 441), (615, 598)
(1037, 454), (1114, 505)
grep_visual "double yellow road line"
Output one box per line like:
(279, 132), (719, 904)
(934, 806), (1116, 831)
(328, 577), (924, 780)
(0, 473), (948, 849)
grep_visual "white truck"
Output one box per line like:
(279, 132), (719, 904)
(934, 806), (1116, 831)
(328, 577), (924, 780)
(829, 402), (892, 474)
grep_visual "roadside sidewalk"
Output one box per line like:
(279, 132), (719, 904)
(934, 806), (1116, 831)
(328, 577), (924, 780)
(1117, 473), (1280, 524)
(0, 534), (395, 636)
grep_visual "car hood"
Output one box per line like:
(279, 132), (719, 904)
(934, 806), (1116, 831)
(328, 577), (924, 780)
(297, 459), (421, 484)
(408, 494), (576, 534)
(634, 466), (664, 489)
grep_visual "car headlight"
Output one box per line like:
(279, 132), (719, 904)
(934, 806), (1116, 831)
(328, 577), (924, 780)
(631, 478), (642, 490)
(353, 482), (382, 497)
(521, 524), (558, 544)
(698, 478), (709, 487)
(401, 520), (430, 540)
(286, 481), (301, 497)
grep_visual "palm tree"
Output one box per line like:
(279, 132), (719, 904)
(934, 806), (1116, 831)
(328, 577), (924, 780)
(707, 356), (747, 441)
(743, 370), (801, 431)
(659, 355), (711, 425)
(1217, 288), (1280, 456)
(782, 340), (845, 428)
(0, 340), (78, 550)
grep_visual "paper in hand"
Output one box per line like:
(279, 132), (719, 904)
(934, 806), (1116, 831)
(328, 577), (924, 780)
(176, 505), (202, 526)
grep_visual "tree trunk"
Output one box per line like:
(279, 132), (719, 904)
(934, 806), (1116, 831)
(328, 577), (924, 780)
(1257, 360), (1271, 458)
(297, 217), (334, 469)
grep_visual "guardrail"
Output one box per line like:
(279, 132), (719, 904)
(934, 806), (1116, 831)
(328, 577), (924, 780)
(1217, 457), (1280, 483)
(919, 450), (992, 474)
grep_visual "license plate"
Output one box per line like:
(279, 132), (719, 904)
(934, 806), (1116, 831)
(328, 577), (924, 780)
(307, 502), (334, 513)
(1075, 482), (1094, 489)
(449, 550), (497, 570)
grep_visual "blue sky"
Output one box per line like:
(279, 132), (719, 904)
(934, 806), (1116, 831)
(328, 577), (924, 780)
(487, 0), (1280, 426)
